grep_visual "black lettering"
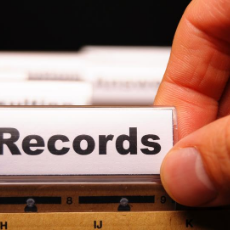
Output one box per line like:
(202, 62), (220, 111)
(116, 127), (137, 155)
(186, 219), (193, 228)
(0, 222), (7, 230)
(73, 135), (95, 155)
(0, 128), (21, 155)
(22, 135), (45, 155)
(94, 220), (103, 229)
(141, 135), (161, 155)
(48, 135), (70, 155)
(66, 197), (73, 205)
(160, 196), (166, 204)
(99, 135), (114, 155)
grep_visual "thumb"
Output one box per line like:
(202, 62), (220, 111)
(161, 115), (230, 207)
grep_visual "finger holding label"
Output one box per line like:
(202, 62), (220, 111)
(161, 115), (230, 206)
(154, 0), (230, 206)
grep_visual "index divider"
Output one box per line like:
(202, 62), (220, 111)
(0, 210), (229, 230)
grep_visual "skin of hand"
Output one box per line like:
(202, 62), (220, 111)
(154, 0), (230, 207)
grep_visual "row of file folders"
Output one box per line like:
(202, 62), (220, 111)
(0, 46), (170, 106)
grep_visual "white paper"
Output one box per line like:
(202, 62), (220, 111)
(0, 107), (174, 176)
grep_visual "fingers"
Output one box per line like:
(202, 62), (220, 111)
(161, 115), (230, 207)
(154, 0), (230, 139)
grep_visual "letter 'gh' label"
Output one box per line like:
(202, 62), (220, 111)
(0, 107), (175, 177)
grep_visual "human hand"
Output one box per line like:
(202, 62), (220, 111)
(154, 0), (230, 206)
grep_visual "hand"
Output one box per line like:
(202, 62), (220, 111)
(154, 0), (230, 207)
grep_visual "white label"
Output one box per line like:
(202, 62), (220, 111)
(0, 107), (174, 176)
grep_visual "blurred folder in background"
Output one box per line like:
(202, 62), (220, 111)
(0, 46), (170, 105)
(0, 81), (92, 106)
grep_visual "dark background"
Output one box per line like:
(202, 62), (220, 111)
(0, 0), (191, 51)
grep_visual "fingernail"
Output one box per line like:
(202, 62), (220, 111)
(161, 147), (217, 206)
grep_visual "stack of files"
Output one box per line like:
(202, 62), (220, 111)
(0, 46), (170, 105)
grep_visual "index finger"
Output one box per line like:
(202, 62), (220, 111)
(154, 0), (230, 139)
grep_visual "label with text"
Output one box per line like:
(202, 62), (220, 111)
(0, 107), (175, 176)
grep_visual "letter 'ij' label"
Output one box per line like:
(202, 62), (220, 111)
(0, 107), (175, 182)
